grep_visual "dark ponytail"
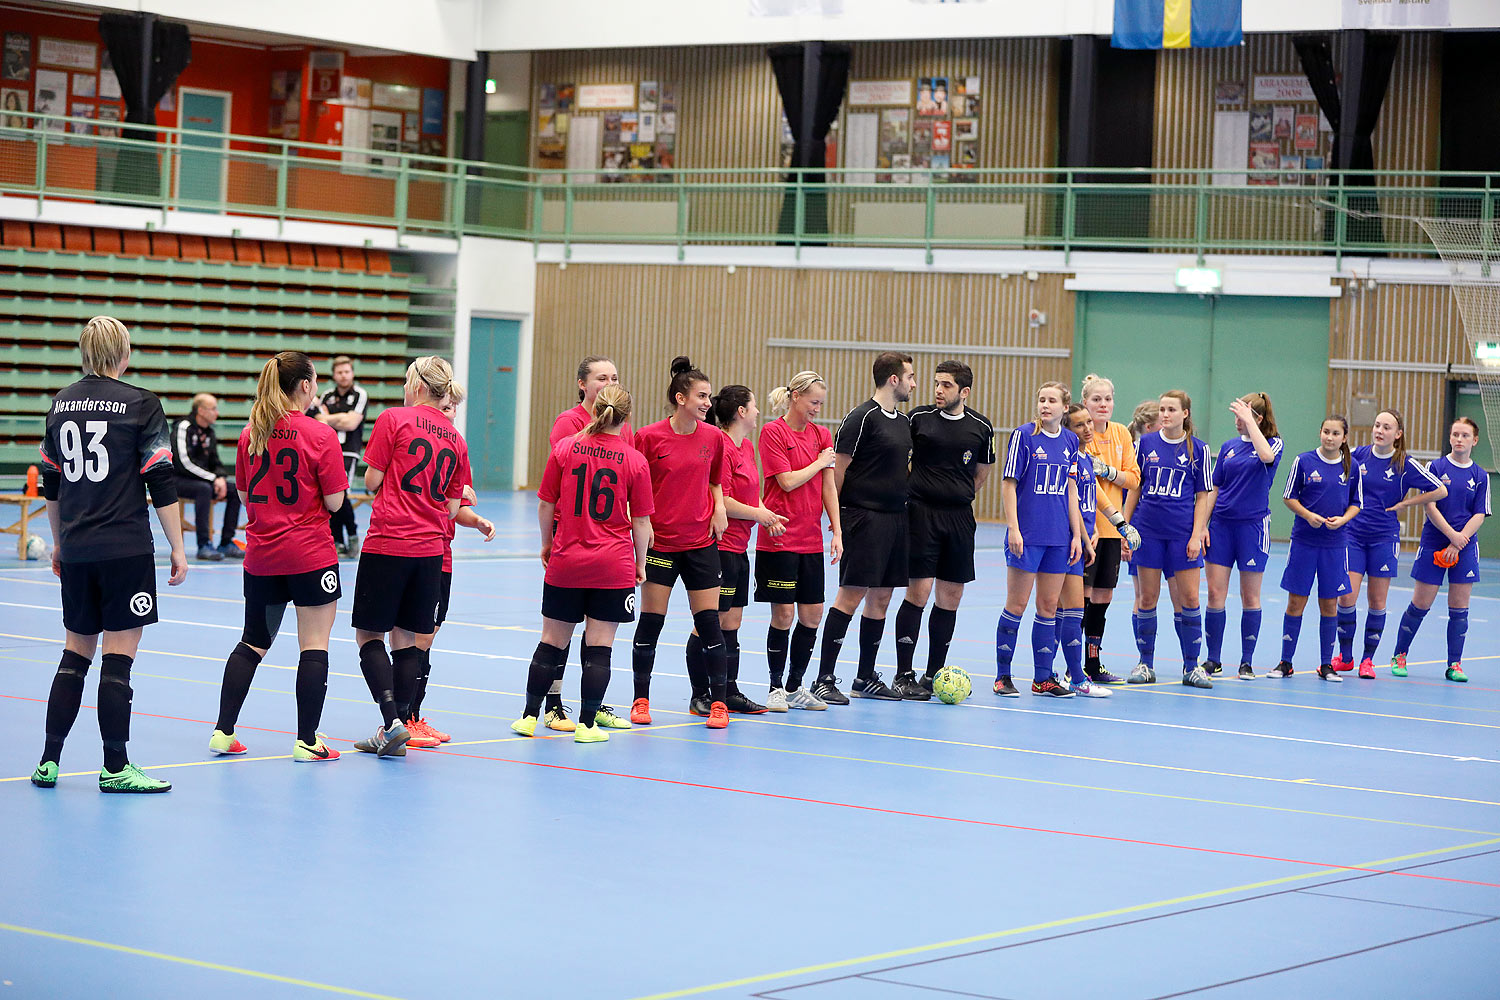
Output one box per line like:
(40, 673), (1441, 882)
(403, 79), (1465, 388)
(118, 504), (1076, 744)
(707, 385), (753, 427)
(667, 355), (708, 410)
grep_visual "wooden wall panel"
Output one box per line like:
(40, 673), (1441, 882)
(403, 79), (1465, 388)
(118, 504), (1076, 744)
(530, 263), (1073, 521)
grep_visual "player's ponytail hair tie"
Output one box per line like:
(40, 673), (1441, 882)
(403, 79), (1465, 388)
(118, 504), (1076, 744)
(667, 356), (709, 411)
(582, 385), (633, 438)
(767, 371), (823, 417)
(405, 355), (456, 406)
(248, 351), (314, 457)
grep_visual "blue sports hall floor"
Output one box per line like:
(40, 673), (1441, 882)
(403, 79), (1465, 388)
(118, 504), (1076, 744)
(3, 491), (1498, 999)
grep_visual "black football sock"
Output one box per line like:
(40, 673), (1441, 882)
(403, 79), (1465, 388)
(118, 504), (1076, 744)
(817, 608), (853, 681)
(857, 614), (887, 681)
(391, 646), (424, 723)
(685, 633), (709, 699)
(765, 625), (790, 689)
(894, 600), (923, 677)
(579, 645), (612, 728)
(632, 612), (666, 700)
(694, 609), (729, 705)
(723, 628), (742, 695)
(295, 649), (330, 745)
(98, 653), (134, 773)
(787, 622), (819, 690)
(546, 640), (568, 712)
(358, 639), (399, 728)
(41, 649), (90, 766)
(525, 642), (566, 718)
(215, 642), (262, 734)
(408, 647), (433, 719)
(925, 606), (958, 677)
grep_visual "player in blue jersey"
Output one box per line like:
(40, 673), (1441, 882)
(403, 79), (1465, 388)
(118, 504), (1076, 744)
(1336, 409), (1446, 678)
(994, 382), (1086, 699)
(1203, 392), (1283, 681)
(1123, 390), (1215, 688)
(1060, 405), (1142, 697)
(1389, 417), (1491, 683)
(1273, 415), (1363, 681)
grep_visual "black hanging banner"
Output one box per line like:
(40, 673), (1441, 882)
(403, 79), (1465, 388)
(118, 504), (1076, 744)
(97, 12), (192, 197)
(769, 41), (850, 241)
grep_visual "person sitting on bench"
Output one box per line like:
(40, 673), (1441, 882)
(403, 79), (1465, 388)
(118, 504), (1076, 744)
(172, 393), (242, 561)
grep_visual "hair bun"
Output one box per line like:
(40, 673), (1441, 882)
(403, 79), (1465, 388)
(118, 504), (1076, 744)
(670, 356), (694, 376)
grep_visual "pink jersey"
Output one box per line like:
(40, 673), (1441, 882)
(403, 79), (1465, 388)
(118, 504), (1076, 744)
(757, 417), (831, 554)
(539, 433), (654, 588)
(635, 418), (729, 552)
(720, 435), (760, 555)
(235, 412), (349, 575)
(362, 406), (469, 558)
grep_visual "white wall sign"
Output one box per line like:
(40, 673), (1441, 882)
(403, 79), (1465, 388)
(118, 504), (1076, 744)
(1252, 75), (1316, 102)
(38, 38), (96, 71)
(371, 83), (421, 111)
(1212, 111), (1249, 188)
(576, 83), (636, 110)
(848, 80), (911, 106)
(1343, 0), (1449, 28)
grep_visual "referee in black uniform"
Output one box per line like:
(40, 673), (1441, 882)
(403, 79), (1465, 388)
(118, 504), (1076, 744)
(310, 355), (369, 555)
(812, 351), (916, 703)
(892, 361), (996, 697)
(32, 316), (188, 793)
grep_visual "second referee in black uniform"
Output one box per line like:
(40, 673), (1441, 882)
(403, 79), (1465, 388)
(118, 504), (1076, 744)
(812, 351), (917, 703)
(892, 361), (996, 696)
(310, 355), (369, 556)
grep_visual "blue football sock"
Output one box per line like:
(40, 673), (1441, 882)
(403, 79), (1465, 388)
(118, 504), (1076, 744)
(1319, 613), (1338, 666)
(1447, 608), (1470, 665)
(1336, 604), (1357, 661)
(1393, 604), (1429, 658)
(1032, 616), (1058, 682)
(1362, 609), (1387, 661)
(1179, 607), (1202, 671)
(995, 610), (1022, 678)
(1133, 609), (1157, 669)
(1059, 608), (1086, 684)
(1204, 607), (1227, 663)
(1241, 608), (1263, 666)
(1280, 613), (1302, 664)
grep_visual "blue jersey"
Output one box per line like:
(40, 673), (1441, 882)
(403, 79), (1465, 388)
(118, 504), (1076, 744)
(1133, 431), (1213, 539)
(1075, 451), (1097, 524)
(1284, 449), (1364, 548)
(1003, 423), (1080, 547)
(1211, 435), (1283, 521)
(1420, 456), (1491, 548)
(1348, 446), (1444, 543)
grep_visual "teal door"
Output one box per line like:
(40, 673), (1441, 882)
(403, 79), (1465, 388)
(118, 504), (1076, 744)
(178, 90), (228, 209)
(1075, 292), (1331, 539)
(467, 317), (521, 490)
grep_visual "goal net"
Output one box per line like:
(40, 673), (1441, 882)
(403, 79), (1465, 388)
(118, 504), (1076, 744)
(1415, 217), (1500, 452)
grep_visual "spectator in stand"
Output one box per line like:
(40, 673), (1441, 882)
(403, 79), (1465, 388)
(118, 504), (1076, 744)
(172, 393), (242, 562)
(310, 356), (370, 556)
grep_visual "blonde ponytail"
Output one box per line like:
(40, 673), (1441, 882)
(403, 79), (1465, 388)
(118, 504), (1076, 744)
(405, 355), (455, 406)
(582, 385), (632, 437)
(768, 370), (824, 416)
(249, 351), (314, 456)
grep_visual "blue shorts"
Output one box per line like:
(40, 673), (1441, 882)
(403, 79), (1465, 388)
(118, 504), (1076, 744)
(1005, 543), (1071, 575)
(1132, 534), (1205, 575)
(1346, 535), (1400, 579)
(1067, 550), (1086, 577)
(1410, 539), (1482, 586)
(1280, 543), (1351, 599)
(1205, 517), (1270, 572)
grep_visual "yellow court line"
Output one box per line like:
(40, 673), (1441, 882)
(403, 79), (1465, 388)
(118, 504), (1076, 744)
(1123, 683), (1500, 729)
(640, 731), (1500, 836)
(0, 921), (405, 998)
(627, 836), (1500, 1000)
(735, 717), (1500, 808)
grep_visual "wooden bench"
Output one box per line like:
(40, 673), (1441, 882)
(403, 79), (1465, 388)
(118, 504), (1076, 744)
(0, 493), (43, 558)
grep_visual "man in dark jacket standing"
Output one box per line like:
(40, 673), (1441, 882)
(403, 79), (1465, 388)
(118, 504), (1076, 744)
(172, 393), (242, 561)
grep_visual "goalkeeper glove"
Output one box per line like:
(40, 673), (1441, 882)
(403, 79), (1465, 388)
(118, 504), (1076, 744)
(1091, 455), (1117, 482)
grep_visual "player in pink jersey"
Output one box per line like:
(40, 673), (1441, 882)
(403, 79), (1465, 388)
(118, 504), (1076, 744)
(630, 357), (733, 728)
(755, 371), (840, 711)
(399, 388), (496, 748)
(349, 356), (469, 757)
(700, 385), (788, 715)
(209, 353), (348, 763)
(513, 386), (653, 743)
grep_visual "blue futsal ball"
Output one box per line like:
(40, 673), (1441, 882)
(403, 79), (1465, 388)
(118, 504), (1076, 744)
(931, 666), (972, 705)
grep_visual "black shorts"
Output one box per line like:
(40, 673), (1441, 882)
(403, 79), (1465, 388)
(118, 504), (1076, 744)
(435, 571), (453, 627)
(907, 503), (977, 583)
(59, 554), (157, 634)
(541, 583), (637, 624)
(351, 552), (443, 635)
(242, 564), (341, 647)
(1084, 537), (1123, 589)
(718, 550), (750, 611)
(755, 549), (825, 605)
(644, 544), (721, 592)
(838, 506), (910, 589)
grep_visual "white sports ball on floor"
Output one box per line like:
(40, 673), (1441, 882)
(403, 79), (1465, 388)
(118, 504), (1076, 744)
(25, 535), (49, 561)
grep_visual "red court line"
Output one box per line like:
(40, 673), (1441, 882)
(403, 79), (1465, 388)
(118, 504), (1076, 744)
(7, 693), (1499, 890)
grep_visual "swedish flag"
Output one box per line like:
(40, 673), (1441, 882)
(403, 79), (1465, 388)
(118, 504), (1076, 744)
(1112, 0), (1242, 49)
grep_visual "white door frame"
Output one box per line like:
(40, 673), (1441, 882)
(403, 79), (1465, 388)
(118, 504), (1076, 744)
(173, 86), (233, 205)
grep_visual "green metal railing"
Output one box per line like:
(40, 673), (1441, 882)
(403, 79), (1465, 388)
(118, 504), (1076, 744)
(2, 110), (1495, 263)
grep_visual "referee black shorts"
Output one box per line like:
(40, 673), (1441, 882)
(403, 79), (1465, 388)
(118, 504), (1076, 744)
(907, 502), (977, 584)
(1084, 537), (1123, 589)
(351, 552), (443, 635)
(242, 564), (341, 648)
(838, 506), (909, 590)
(60, 554), (158, 635)
(755, 549), (825, 605)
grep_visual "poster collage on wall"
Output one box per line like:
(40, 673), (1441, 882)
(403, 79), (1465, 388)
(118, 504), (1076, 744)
(1216, 75), (1330, 185)
(537, 80), (678, 180)
(851, 74), (979, 183)
(3, 31), (126, 136)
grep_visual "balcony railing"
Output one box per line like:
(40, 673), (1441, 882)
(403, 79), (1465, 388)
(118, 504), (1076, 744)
(1, 111), (1494, 263)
